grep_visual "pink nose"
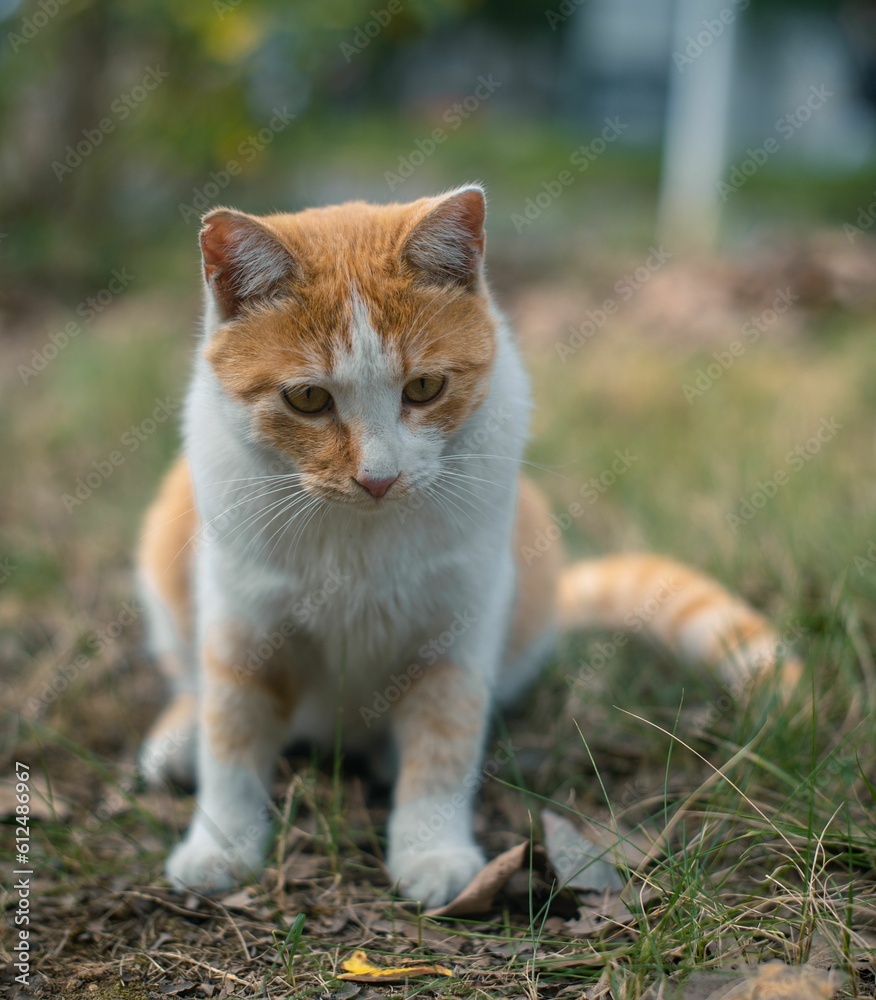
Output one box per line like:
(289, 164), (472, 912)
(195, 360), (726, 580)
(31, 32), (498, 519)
(355, 474), (399, 498)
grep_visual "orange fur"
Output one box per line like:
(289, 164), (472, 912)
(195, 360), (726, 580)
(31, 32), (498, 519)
(392, 660), (487, 805)
(144, 690), (197, 751)
(203, 626), (298, 716)
(556, 553), (801, 691)
(137, 454), (196, 645)
(507, 475), (563, 662)
(202, 641), (297, 766)
(150, 689), (197, 733)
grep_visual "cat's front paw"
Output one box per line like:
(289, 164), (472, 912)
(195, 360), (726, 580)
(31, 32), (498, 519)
(389, 845), (485, 907)
(165, 823), (265, 894)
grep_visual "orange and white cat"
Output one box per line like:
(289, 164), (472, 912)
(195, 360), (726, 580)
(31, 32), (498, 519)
(137, 186), (799, 906)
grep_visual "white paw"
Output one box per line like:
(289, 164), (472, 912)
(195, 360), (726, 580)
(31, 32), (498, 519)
(139, 697), (198, 790)
(140, 734), (197, 791)
(389, 845), (485, 907)
(165, 822), (265, 893)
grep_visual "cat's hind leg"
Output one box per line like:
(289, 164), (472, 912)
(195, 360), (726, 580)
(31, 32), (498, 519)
(137, 456), (199, 789)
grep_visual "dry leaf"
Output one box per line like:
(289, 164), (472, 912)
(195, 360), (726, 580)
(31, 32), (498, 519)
(564, 889), (636, 937)
(575, 813), (655, 869)
(646, 962), (836, 1000)
(425, 840), (529, 917)
(542, 809), (623, 891)
(643, 970), (738, 1000)
(717, 962), (833, 1000)
(280, 852), (325, 884)
(337, 949), (452, 983)
(217, 887), (258, 911)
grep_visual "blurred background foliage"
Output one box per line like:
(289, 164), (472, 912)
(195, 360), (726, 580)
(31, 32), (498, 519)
(0, 0), (873, 301)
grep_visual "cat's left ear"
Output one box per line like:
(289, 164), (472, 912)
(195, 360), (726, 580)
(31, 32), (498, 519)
(200, 209), (300, 320)
(401, 185), (486, 289)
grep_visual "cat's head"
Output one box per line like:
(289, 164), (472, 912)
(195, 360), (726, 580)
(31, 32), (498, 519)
(200, 186), (498, 508)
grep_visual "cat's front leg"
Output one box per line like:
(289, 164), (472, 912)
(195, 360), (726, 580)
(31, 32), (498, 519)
(166, 630), (295, 893)
(387, 660), (489, 907)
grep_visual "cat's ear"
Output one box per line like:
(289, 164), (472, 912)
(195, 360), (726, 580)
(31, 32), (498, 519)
(199, 209), (300, 319)
(401, 185), (486, 288)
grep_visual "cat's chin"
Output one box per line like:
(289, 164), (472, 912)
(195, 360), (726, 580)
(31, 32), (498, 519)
(345, 494), (405, 513)
(314, 488), (407, 512)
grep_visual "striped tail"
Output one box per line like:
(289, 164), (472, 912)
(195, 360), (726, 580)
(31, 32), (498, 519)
(556, 554), (802, 696)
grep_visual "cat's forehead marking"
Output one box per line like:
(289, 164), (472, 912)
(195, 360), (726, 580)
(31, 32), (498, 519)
(336, 288), (402, 381)
(330, 289), (404, 445)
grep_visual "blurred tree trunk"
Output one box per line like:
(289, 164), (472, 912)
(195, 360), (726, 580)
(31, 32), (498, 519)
(657, 0), (739, 250)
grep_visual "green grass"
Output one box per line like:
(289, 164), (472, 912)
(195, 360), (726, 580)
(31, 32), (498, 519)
(1, 238), (874, 997)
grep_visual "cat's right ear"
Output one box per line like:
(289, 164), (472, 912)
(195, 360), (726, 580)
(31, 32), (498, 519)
(199, 210), (301, 320)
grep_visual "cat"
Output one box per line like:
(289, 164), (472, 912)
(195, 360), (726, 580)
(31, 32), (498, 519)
(136, 185), (800, 907)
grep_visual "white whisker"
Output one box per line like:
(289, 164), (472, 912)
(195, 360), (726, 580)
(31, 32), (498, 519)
(436, 473), (502, 516)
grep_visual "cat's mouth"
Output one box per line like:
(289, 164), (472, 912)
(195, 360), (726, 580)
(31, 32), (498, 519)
(310, 476), (412, 510)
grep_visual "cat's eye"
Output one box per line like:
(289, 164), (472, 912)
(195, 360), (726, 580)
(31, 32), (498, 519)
(282, 385), (333, 414)
(403, 375), (445, 404)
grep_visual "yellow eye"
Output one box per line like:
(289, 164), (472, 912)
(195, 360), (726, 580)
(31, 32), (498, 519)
(403, 375), (445, 404)
(282, 385), (332, 414)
